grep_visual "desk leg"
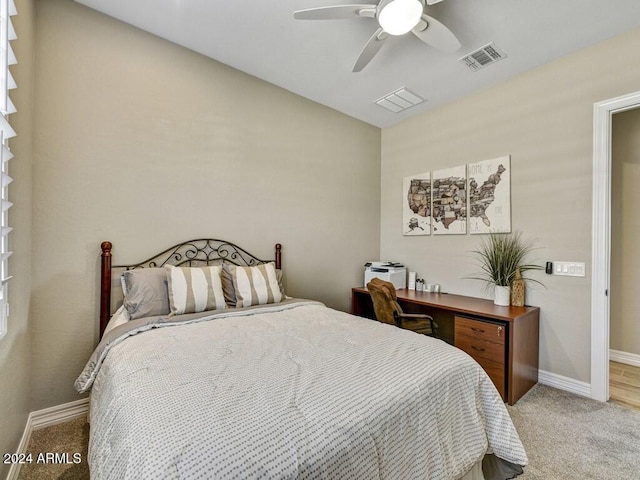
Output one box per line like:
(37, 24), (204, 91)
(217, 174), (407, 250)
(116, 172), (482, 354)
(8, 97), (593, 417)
(351, 290), (375, 320)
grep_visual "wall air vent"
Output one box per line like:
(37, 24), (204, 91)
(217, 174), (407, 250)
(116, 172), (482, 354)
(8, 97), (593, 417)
(375, 87), (426, 113)
(459, 43), (507, 71)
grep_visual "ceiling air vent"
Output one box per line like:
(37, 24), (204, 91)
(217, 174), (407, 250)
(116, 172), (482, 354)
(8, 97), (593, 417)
(459, 43), (507, 71)
(375, 87), (426, 113)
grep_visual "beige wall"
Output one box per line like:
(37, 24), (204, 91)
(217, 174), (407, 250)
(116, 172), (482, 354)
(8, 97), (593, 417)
(30, 0), (380, 410)
(381, 27), (640, 383)
(611, 108), (640, 356)
(20, 0), (640, 419)
(0, 0), (35, 477)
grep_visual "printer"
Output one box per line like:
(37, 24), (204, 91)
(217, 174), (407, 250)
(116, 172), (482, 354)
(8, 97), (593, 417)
(364, 262), (407, 290)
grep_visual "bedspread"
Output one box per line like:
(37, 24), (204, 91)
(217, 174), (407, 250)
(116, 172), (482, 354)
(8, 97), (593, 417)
(76, 300), (527, 479)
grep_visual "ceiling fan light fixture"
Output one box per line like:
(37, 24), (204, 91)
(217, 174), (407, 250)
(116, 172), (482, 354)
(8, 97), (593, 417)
(378, 0), (423, 36)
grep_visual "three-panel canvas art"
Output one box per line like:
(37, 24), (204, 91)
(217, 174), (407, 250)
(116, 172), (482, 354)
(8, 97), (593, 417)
(403, 156), (511, 236)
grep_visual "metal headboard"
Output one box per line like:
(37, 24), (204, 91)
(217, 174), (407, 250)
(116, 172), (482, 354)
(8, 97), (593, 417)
(100, 239), (282, 337)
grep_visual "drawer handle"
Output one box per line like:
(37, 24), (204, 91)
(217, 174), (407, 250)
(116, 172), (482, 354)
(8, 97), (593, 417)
(471, 346), (486, 352)
(471, 327), (485, 333)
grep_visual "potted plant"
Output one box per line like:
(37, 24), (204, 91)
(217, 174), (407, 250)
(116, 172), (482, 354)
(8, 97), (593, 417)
(468, 231), (543, 306)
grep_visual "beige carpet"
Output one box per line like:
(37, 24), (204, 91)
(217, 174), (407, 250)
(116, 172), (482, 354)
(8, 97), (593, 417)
(16, 384), (640, 479)
(507, 384), (640, 479)
(17, 416), (89, 480)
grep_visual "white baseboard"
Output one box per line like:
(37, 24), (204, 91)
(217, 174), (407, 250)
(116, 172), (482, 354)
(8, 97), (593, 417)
(6, 398), (89, 480)
(6, 414), (33, 480)
(543, 350), (640, 405)
(538, 369), (592, 398)
(30, 397), (89, 431)
(610, 349), (640, 367)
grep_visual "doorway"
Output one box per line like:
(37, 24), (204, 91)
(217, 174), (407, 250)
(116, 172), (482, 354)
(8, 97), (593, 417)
(609, 109), (640, 409)
(592, 90), (640, 402)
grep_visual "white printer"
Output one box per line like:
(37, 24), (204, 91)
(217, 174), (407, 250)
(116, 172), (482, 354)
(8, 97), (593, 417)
(364, 262), (407, 290)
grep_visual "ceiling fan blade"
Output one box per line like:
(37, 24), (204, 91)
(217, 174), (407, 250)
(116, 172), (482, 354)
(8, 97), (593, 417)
(293, 5), (376, 20)
(411, 14), (461, 52)
(352, 27), (388, 72)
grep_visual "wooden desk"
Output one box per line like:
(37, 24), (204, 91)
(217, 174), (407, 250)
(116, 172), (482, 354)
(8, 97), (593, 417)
(351, 287), (540, 405)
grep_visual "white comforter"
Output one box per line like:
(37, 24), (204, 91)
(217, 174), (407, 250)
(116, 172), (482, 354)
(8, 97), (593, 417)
(76, 300), (527, 480)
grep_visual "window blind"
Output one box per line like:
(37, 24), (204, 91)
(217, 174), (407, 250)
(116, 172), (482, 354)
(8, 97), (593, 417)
(0, 0), (16, 338)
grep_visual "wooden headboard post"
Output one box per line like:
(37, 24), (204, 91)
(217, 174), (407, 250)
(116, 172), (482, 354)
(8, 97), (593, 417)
(100, 241), (113, 338)
(275, 243), (282, 270)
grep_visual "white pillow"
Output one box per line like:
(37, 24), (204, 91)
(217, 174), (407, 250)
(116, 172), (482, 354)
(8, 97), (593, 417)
(165, 265), (226, 315)
(104, 305), (130, 335)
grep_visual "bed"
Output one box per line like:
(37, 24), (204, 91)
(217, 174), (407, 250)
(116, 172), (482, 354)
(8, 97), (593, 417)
(76, 239), (527, 480)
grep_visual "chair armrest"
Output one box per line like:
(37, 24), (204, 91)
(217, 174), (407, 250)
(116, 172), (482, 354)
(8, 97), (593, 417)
(396, 313), (432, 320)
(394, 312), (439, 337)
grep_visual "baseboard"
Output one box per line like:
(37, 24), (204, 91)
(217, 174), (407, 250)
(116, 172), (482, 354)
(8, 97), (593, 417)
(6, 398), (89, 480)
(610, 349), (640, 368)
(30, 397), (89, 431)
(6, 414), (33, 480)
(538, 369), (592, 398)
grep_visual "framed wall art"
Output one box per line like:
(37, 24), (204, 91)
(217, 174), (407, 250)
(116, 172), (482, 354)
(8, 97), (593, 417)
(468, 155), (511, 234)
(402, 172), (431, 235)
(432, 165), (467, 235)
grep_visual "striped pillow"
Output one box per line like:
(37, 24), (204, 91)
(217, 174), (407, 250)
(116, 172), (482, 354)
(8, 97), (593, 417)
(229, 262), (284, 308)
(221, 263), (285, 308)
(165, 265), (226, 315)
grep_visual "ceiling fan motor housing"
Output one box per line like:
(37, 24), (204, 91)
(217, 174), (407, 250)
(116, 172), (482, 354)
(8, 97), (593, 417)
(377, 0), (425, 36)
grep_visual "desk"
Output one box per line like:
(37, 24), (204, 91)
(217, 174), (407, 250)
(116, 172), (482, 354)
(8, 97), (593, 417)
(351, 287), (540, 405)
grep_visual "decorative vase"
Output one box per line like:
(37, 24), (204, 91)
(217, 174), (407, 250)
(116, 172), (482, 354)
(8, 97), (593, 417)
(511, 268), (525, 307)
(494, 285), (511, 306)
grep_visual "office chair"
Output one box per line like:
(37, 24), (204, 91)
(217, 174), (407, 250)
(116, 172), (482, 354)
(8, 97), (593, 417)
(366, 277), (437, 337)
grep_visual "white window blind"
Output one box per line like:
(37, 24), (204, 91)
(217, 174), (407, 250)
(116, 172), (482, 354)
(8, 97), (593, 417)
(0, 0), (16, 340)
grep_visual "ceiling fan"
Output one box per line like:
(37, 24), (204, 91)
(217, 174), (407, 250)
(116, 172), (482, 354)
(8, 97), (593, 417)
(294, 0), (461, 72)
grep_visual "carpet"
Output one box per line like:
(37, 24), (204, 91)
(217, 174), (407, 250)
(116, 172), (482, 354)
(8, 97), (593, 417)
(508, 384), (640, 479)
(17, 416), (89, 480)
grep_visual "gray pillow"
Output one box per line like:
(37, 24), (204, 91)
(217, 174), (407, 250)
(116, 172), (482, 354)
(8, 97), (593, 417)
(221, 263), (237, 307)
(122, 268), (170, 320)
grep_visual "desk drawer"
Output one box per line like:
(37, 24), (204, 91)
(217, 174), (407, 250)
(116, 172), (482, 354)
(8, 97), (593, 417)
(474, 356), (506, 399)
(455, 316), (506, 345)
(455, 333), (505, 363)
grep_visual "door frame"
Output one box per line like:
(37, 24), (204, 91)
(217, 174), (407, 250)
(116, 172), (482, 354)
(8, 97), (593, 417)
(591, 90), (640, 401)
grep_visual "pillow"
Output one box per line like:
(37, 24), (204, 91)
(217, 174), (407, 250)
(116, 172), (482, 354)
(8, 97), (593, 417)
(122, 268), (171, 320)
(104, 305), (131, 335)
(228, 262), (284, 308)
(221, 264), (238, 307)
(222, 263), (285, 307)
(165, 265), (226, 315)
(120, 274), (129, 296)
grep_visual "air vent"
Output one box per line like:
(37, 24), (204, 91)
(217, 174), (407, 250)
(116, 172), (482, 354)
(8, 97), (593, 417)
(375, 87), (426, 113)
(459, 43), (507, 71)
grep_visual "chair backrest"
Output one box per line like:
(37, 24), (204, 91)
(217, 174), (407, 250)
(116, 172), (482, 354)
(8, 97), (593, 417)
(366, 278), (402, 325)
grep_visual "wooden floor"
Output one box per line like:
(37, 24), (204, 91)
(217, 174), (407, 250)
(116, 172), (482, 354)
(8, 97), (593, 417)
(610, 361), (640, 410)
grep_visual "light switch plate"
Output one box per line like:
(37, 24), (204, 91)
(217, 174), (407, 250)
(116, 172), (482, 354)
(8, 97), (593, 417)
(552, 261), (585, 277)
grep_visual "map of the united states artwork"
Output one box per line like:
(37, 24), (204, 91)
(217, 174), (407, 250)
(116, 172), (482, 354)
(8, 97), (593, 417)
(468, 155), (511, 234)
(402, 156), (511, 236)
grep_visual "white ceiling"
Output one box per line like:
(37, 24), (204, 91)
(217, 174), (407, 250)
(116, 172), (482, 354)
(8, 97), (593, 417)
(73, 0), (640, 128)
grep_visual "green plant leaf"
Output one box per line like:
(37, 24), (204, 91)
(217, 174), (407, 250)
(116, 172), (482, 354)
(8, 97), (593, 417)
(466, 231), (544, 287)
